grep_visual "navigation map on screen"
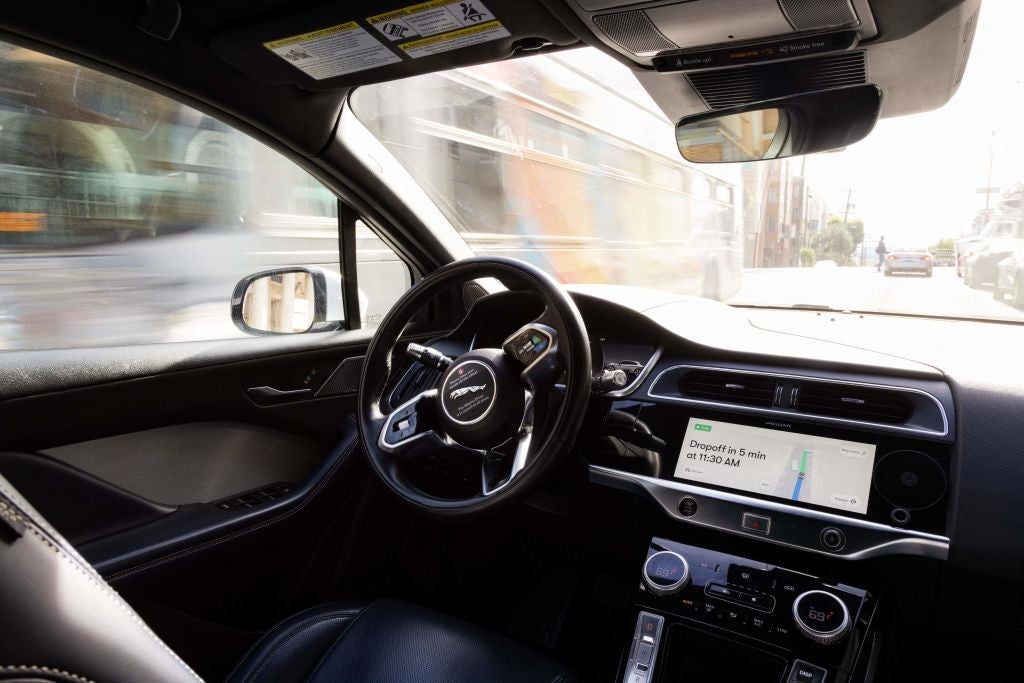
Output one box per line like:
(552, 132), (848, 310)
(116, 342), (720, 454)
(673, 418), (876, 514)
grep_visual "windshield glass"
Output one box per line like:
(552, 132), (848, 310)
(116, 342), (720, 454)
(351, 2), (1024, 321)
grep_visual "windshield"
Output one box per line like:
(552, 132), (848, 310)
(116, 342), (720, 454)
(351, 2), (1024, 322)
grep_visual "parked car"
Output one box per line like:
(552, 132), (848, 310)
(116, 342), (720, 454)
(883, 247), (933, 276)
(956, 234), (987, 277)
(993, 247), (1024, 307)
(962, 218), (1024, 288)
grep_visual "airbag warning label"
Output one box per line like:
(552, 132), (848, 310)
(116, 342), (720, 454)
(369, 1), (509, 58)
(398, 20), (510, 58)
(264, 22), (400, 80)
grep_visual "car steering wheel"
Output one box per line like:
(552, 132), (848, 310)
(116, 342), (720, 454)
(357, 257), (592, 516)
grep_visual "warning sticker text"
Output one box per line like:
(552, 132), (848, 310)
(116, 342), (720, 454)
(264, 22), (401, 80)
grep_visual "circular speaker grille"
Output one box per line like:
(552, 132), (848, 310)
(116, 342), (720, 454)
(874, 450), (947, 510)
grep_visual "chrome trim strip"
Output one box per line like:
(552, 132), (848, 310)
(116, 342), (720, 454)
(646, 363), (950, 438)
(589, 465), (950, 561)
(601, 347), (663, 398)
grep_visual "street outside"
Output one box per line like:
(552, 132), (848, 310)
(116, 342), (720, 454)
(728, 265), (1024, 321)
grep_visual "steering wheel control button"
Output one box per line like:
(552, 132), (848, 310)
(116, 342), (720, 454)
(792, 590), (851, 645)
(385, 404), (418, 444)
(819, 527), (846, 552)
(642, 551), (690, 597)
(504, 327), (551, 366)
(440, 360), (496, 425)
(741, 512), (771, 535)
(788, 660), (828, 683)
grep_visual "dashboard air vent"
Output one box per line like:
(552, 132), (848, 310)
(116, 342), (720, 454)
(679, 369), (778, 407)
(796, 381), (913, 424)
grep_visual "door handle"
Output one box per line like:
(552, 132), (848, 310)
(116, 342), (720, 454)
(246, 386), (312, 404)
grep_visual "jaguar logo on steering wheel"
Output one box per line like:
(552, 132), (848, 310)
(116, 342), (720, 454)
(449, 385), (486, 400)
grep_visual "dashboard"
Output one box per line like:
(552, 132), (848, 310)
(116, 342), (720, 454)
(573, 292), (955, 562)
(387, 284), (1024, 680)
(403, 286), (1023, 576)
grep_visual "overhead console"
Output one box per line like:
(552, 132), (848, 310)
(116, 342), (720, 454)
(568, 0), (877, 64)
(559, 0), (982, 125)
(586, 360), (954, 560)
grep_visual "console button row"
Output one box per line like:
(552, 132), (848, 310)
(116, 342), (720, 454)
(705, 582), (776, 612)
(694, 599), (793, 639)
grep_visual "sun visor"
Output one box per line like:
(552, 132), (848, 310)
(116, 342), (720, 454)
(211, 0), (577, 91)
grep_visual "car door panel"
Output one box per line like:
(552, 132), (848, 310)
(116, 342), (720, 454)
(0, 334), (382, 584)
(0, 336), (371, 452)
(85, 418), (361, 580)
(40, 422), (324, 506)
(0, 449), (175, 545)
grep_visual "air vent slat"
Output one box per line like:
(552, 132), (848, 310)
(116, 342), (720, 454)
(796, 381), (913, 424)
(680, 370), (778, 407)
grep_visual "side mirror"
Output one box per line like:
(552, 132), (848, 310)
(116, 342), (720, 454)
(675, 85), (882, 163)
(230, 267), (343, 335)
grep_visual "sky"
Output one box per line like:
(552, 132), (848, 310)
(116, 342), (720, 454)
(802, 0), (1024, 247)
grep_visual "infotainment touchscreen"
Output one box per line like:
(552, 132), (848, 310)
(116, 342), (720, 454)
(673, 417), (876, 514)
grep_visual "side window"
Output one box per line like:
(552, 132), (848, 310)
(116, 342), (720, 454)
(0, 42), (408, 350)
(355, 220), (412, 328)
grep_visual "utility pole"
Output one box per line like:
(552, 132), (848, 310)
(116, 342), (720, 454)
(984, 146), (994, 211)
(841, 188), (860, 266)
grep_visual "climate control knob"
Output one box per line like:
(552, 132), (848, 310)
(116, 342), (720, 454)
(792, 590), (851, 645)
(642, 550), (690, 597)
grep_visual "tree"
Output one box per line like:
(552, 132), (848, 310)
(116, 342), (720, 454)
(813, 224), (855, 265)
(827, 215), (864, 249)
(799, 247), (817, 267)
(930, 237), (955, 253)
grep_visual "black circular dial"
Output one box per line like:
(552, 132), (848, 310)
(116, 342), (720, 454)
(792, 590), (851, 645)
(642, 550), (690, 597)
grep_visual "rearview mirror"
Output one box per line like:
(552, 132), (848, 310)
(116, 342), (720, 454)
(231, 267), (343, 335)
(675, 85), (882, 163)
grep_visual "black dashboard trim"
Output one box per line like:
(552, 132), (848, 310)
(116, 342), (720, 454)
(646, 363), (950, 439)
(589, 464), (950, 561)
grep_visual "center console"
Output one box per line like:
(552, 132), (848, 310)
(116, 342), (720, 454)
(621, 537), (877, 683)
